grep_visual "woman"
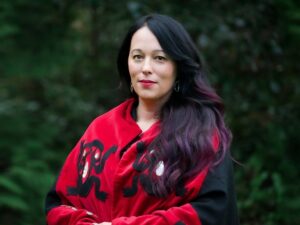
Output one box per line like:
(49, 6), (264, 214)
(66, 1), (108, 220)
(45, 14), (239, 225)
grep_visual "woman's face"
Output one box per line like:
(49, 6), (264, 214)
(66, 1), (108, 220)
(128, 26), (176, 105)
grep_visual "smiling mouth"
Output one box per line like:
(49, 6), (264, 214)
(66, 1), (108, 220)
(139, 80), (156, 83)
(139, 80), (157, 88)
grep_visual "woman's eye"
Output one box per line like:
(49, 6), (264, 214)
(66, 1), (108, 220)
(133, 55), (143, 60)
(155, 56), (167, 61)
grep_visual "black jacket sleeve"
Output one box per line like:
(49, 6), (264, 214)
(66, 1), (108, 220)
(190, 151), (240, 225)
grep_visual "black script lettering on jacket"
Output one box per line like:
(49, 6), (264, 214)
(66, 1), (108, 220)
(123, 141), (186, 197)
(67, 139), (117, 201)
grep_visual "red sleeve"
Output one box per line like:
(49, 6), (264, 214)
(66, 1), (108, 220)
(45, 133), (101, 225)
(46, 205), (100, 225)
(112, 203), (201, 225)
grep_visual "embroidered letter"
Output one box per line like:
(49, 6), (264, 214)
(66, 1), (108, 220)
(67, 140), (117, 201)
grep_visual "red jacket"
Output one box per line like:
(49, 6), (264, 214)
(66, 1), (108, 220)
(45, 98), (239, 225)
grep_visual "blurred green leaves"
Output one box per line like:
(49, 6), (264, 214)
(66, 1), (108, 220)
(0, 0), (299, 224)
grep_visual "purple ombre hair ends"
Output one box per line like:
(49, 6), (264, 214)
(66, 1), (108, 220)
(117, 14), (232, 197)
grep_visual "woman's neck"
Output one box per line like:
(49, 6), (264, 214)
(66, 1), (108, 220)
(136, 99), (162, 132)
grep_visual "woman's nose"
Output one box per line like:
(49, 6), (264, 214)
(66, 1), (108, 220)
(142, 58), (152, 75)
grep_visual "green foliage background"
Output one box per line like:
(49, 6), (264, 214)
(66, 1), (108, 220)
(0, 0), (299, 224)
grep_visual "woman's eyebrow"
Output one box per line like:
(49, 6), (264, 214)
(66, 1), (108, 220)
(129, 49), (142, 54)
(153, 49), (165, 54)
(129, 49), (167, 57)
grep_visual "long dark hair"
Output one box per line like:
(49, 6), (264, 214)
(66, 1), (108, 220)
(117, 14), (232, 197)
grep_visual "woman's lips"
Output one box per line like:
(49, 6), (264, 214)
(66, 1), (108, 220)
(139, 80), (156, 88)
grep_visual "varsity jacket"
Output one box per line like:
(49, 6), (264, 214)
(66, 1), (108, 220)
(45, 98), (240, 225)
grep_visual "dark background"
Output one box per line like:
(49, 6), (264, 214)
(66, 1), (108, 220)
(0, 0), (299, 224)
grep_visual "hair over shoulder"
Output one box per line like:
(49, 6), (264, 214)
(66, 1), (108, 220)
(117, 13), (232, 197)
